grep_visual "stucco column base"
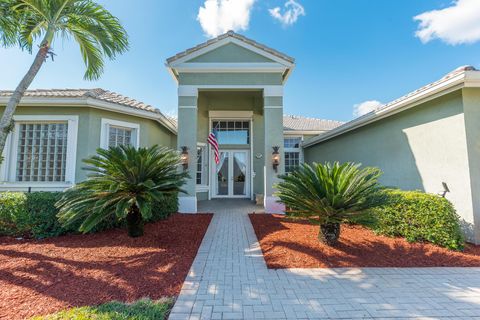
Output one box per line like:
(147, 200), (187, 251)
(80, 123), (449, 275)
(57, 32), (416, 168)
(178, 196), (197, 214)
(264, 196), (285, 214)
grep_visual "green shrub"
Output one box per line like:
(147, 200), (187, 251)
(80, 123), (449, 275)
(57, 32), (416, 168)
(371, 189), (464, 250)
(0, 190), (179, 239)
(0, 192), (29, 236)
(149, 193), (178, 222)
(25, 192), (73, 238)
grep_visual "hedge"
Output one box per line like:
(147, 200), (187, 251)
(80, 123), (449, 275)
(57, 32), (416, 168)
(0, 191), (178, 239)
(370, 189), (464, 250)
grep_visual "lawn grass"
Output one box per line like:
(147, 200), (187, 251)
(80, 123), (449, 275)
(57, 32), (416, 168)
(32, 298), (173, 320)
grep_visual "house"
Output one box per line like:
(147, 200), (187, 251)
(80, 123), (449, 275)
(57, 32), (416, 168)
(0, 30), (342, 216)
(303, 66), (480, 243)
(1, 31), (480, 241)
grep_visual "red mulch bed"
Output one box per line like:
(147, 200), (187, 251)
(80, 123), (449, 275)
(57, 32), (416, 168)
(249, 214), (480, 269)
(0, 213), (212, 320)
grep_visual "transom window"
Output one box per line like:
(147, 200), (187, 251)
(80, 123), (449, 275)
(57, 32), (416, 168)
(109, 126), (132, 147)
(16, 122), (68, 182)
(212, 121), (250, 145)
(284, 137), (301, 149)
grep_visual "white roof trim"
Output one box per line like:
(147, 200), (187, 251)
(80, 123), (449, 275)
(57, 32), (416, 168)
(166, 35), (295, 84)
(0, 96), (177, 134)
(303, 70), (478, 148)
(168, 37), (294, 68)
(173, 62), (287, 73)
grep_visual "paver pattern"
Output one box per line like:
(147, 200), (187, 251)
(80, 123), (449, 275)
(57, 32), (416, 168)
(169, 200), (480, 320)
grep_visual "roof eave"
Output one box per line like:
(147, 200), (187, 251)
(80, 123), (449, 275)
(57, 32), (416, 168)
(303, 71), (475, 148)
(0, 96), (178, 135)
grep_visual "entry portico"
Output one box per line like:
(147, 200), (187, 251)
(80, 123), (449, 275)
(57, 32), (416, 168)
(166, 31), (295, 213)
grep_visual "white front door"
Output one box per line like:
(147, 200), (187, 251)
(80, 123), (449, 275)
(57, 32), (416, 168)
(213, 150), (250, 198)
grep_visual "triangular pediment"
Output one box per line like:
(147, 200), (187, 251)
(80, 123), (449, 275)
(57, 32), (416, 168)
(166, 31), (294, 67)
(187, 43), (275, 63)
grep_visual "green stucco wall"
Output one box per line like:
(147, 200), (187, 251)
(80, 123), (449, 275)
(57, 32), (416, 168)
(462, 88), (480, 243)
(4, 105), (176, 183)
(187, 43), (275, 63)
(196, 91), (265, 197)
(303, 91), (478, 242)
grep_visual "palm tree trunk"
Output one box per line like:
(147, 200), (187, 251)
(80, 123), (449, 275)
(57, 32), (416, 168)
(318, 222), (341, 246)
(126, 205), (144, 237)
(0, 40), (51, 157)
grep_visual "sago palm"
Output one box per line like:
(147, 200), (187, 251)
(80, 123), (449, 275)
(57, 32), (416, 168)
(0, 0), (128, 155)
(276, 162), (383, 246)
(57, 145), (188, 237)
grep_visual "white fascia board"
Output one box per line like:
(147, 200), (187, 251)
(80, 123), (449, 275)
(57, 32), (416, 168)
(303, 72), (468, 148)
(88, 98), (176, 134)
(465, 70), (480, 87)
(179, 85), (283, 97)
(284, 130), (327, 135)
(0, 96), (177, 135)
(167, 37), (294, 68)
(174, 62), (287, 73)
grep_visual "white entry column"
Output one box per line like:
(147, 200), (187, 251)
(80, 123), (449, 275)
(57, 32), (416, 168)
(263, 87), (285, 213)
(177, 88), (198, 213)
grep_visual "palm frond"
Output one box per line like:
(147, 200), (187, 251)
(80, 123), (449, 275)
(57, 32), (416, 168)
(275, 162), (383, 224)
(57, 145), (188, 233)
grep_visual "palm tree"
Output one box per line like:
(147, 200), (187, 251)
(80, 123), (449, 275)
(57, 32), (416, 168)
(56, 145), (188, 237)
(275, 162), (383, 246)
(0, 0), (128, 155)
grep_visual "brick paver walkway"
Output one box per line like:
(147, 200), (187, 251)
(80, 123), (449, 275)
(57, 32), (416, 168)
(169, 200), (480, 319)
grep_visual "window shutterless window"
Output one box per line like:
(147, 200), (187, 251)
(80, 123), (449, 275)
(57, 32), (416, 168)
(100, 119), (140, 149)
(108, 126), (133, 147)
(196, 145), (207, 185)
(284, 151), (300, 174)
(0, 115), (78, 186)
(16, 122), (68, 182)
(284, 136), (303, 173)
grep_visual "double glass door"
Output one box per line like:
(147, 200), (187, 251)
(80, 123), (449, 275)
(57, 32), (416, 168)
(214, 150), (249, 198)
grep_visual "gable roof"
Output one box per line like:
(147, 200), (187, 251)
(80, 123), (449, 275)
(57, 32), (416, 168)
(166, 30), (294, 65)
(303, 65), (480, 148)
(0, 89), (177, 133)
(165, 31), (295, 84)
(283, 115), (344, 132)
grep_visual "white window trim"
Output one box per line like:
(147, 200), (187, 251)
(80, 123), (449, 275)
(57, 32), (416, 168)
(100, 118), (140, 149)
(196, 142), (208, 191)
(0, 115), (79, 187)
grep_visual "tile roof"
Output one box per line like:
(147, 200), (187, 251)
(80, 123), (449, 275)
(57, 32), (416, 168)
(304, 65), (480, 147)
(0, 88), (178, 129)
(283, 115), (344, 132)
(166, 30), (295, 65)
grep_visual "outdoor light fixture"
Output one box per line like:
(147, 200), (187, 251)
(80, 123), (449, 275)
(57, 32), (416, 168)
(180, 146), (189, 170)
(272, 146), (280, 173)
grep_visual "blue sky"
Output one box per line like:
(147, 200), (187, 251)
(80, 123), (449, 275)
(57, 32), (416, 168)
(1, 0), (480, 122)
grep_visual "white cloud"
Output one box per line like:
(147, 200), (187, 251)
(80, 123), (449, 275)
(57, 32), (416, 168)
(197, 0), (256, 38)
(269, 0), (305, 26)
(353, 100), (383, 118)
(414, 0), (480, 45)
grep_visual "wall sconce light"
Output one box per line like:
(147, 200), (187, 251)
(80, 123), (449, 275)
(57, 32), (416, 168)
(272, 146), (280, 173)
(180, 146), (189, 170)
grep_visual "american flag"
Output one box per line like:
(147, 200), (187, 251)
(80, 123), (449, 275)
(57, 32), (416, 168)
(208, 130), (220, 165)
